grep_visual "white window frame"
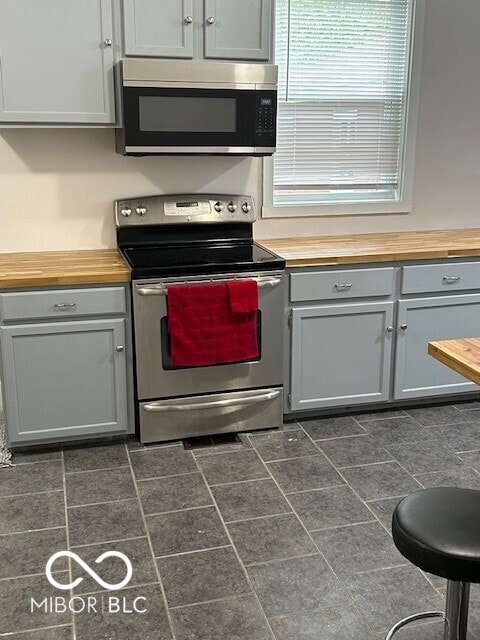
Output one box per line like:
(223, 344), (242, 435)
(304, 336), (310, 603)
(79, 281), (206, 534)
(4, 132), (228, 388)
(262, 0), (426, 219)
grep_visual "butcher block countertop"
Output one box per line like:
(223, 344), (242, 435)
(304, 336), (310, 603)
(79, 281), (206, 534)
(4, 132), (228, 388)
(429, 338), (480, 387)
(261, 229), (480, 267)
(0, 250), (130, 289)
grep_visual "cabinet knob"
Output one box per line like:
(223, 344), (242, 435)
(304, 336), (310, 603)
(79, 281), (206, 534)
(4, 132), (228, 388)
(400, 323), (408, 330)
(116, 345), (125, 352)
(206, 16), (215, 24)
(103, 38), (113, 46)
(386, 325), (394, 333)
(184, 15), (193, 24)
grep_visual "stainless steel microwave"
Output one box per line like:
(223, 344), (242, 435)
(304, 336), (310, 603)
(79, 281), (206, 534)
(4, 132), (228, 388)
(115, 59), (277, 157)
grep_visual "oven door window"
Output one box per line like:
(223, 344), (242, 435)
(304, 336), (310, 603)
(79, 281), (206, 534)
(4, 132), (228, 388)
(159, 313), (262, 370)
(123, 87), (256, 147)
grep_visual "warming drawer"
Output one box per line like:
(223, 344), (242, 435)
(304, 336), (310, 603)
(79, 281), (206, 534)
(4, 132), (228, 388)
(139, 387), (283, 443)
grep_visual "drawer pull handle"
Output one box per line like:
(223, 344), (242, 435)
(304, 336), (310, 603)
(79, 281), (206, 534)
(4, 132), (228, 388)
(143, 390), (281, 412)
(334, 283), (353, 291)
(54, 302), (77, 310)
(443, 276), (460, 284)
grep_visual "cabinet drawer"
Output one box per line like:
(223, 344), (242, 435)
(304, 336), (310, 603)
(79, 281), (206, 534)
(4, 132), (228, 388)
(0, 287), (126, 322)
(401, 262), (480, 294)
(290, 268), (394, 302)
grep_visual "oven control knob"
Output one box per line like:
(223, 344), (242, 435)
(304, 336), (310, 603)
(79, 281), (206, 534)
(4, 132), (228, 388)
(120, 207), (132, 218)
(227, 201), (237, 213)
(214, 201), (224, 213)
(136, 206), (147, 216)
(242, 202), (252, 213)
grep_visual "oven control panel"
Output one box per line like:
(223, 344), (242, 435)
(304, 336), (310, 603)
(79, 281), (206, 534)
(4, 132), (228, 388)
(115, 194), (256, 226)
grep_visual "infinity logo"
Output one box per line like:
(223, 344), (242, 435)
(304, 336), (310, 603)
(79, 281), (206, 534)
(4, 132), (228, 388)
(46, 551), (133, 591)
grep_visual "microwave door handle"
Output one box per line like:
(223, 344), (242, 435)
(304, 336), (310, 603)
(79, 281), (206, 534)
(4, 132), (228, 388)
(137, 276), (281, 296)
(143, 390), (281, 412)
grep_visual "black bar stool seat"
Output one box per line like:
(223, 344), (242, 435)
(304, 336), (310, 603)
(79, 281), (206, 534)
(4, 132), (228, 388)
(387, 487), (480, 640)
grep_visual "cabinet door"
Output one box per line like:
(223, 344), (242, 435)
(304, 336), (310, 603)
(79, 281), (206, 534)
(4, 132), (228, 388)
(290, 302), (394, 412)
(0, 0), (115, 124)
(204, 0), (271, 61)
(1, 319), (127, 446)
(394, 295), (480, 400)
(123, 0), (194, 58)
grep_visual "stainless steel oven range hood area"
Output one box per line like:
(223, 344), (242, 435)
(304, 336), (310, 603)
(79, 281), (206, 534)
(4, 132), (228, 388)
(116, 60), (278, 156)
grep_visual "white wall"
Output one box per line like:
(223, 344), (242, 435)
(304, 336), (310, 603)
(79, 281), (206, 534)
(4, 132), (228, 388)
(0, 0), (479, 252)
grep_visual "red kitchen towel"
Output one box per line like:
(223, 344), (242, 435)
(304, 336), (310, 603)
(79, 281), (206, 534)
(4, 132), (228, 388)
(227, 280), (259, 313)
(167, 283), (259, 366)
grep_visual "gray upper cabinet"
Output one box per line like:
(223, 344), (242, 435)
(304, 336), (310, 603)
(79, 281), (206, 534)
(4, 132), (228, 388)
(123, 0), (194, 58)
(1, 319), (128, 446)
(204, 0), (272, 61)
(393, 294), (480, 400)
(122, 0), (272, 61)
(290, 302), (394, 412)
(0, 0), (116, 124)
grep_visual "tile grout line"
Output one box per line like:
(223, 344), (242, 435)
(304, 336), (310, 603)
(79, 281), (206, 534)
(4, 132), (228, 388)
(0, 623), (73, 638)
(143, 504), (216, 519)
(205, 475), (271, 487)
(63, 464), (131, 476)
(154, 544), (232, 560)
(66, 497), (142, 510)
(224, 510), (295, 525)
(66, 497), (140, 510)
(73, 579), (166, 598)
(242, 551), (320, 569)
(0, 569), (69, 584)
(167, 591), (262, 612)
(0, 525), (66, 538)
(70, 535), (147, 550)
(64, 463), (131, 475)
(0, 489), (64, 499)
(135, 470), (202, 483)
(6, 456), (63, 466)
(191, 451), (279, 640)
(60, 448), (76, 640)
(124, 442), (177, 640)
(282, 482), (346, 496)
(335, 458), (396, 471)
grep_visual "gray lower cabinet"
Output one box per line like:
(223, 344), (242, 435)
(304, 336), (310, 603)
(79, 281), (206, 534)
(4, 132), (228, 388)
(0, 0), (116, 124)
(290, 302), (394, 412)
(1, 319), (128, 446)
(122, 0), (272, 61)
(123, 0), (194, 58)
(394, 294), (480, 400)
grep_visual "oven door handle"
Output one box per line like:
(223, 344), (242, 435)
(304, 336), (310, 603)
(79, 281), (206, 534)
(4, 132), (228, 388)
(137, 276), (282, 296)
(143, 390), (281, 412)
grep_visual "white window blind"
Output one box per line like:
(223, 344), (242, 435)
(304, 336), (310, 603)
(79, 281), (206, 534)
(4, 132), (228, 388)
(274, 0), (414, 207)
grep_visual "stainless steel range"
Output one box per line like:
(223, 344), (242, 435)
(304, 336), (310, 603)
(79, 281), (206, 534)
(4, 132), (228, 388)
(115, 194), (285, 443)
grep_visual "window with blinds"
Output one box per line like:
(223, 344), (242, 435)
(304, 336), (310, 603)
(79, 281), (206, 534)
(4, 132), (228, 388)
(273, 0), (415, 208)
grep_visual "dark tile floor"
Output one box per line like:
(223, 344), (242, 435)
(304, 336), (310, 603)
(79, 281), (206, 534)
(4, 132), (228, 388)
(2, 401), (480, 638)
